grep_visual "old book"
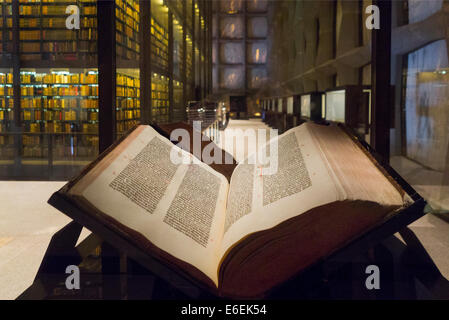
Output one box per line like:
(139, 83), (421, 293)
(50, 122), (409, 298)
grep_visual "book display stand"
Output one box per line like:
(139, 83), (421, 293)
(17, 123), (444, 300)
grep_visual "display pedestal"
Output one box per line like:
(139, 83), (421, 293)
(17, 221), (449, 299)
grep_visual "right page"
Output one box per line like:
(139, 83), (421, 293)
(219, 123), (345, 258)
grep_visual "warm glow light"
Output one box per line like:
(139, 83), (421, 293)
(255, 49), (260, 62)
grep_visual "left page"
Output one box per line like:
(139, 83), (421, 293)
(69, 125), (229, 286)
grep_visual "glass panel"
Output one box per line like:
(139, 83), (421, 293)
(247, 17), (267, 38)
(220, 0), (243, 14)
(403, 40), (448, 172)
(408, 0), (442, 23)
(247, 42), (267, 64)
(248, 67), (266, 89)
(220, 16), (244, 39)
(246, 0), (268, 13)
(18, 68), (99, 178)
(220, 66), (244, 89)
(220, 42), (244, 64)
(325, 90), (346, 123)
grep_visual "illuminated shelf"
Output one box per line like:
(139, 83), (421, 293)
(19, 69), (99, 159)
(151, 72), (169, 123)
(0, 71), (14, 156)
(116, 72), (140, 134)
(115, 0), (140, 61)
(151, 16), (168, 71)
(18, 0), (97, 61)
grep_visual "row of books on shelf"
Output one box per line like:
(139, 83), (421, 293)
(21, 97), (98, 109)
(151, 18), (168, 42)
(151, 80), (168, 91)
(115, 0), (139, 25)
(151, 50), (168, 70)
(0, 120), (99, 136)
(21, 85), (98, 96)
(116, 87), (139, 98)
(20, 29), (97, 41)
(0, 98), (13, 108)
(0, 18), (12, 29)
(0, 110), (13, 121)
(0, 74), (13, 84)
(117, 119), (139, 134)
(116, 109), (140, 121)
(151, 18), (169, 69)
(20, 144), (99, 160)
(20, 121), (99, 134)
(116, 34), (139, 52)
(116, 74), (140, 87)
(0, 87), (13, 96)
(21, 41), (78, 53)
(116, 45), (139, 61)
(19, 5), (96, 16)
(151, 107), (169, 116)
(0, 134), (13, 148)
(116, 21), (138, 39)
(21, 109), (98, 121)
(117, 98), (139, 109)
(21, 72), (98, 84)
(19, 17), (97, 28)
(152, 99), (169, 108)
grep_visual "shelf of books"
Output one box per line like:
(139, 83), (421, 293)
(151, 72), (169, 123)
(173, 17), (183, 78)
(20, 69), (99, 162)
(150, 8), (168, 72)
(19, 0), (97, 62)
(173, 79), (183, 121)
(0, 70), (13, 162)
(0, 0), (12, 58)
(186, 34), (193, 83)
(116, 71), (140, 136)
(115, 0), (140, 62)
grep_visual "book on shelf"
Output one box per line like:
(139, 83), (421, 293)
(49, 121), (412, 298)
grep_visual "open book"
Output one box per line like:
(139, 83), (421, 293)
(55, 122), (408, 298)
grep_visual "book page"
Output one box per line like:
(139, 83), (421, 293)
(220, 123), (344, 257)
(69, 126), (229, 286)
